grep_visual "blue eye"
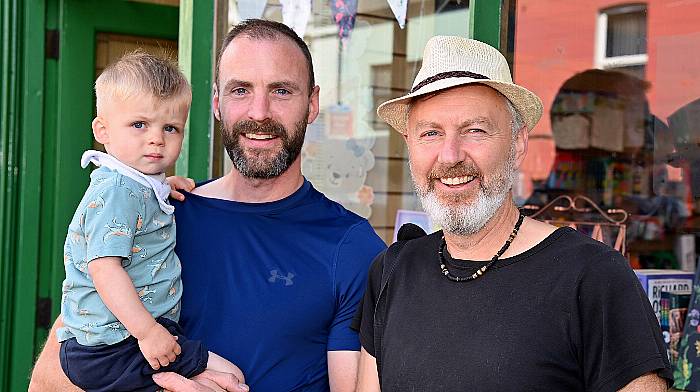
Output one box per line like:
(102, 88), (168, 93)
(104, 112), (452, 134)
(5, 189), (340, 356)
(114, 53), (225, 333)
(132, 121), (145, 129)
(422, 130), (439, 137)
(274, 89), (290, 96)
(232, 88), (247, 95)
(164, 125), (178, 133)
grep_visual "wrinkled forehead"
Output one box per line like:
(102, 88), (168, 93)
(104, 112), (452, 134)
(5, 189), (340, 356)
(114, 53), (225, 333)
(407, 84), (510, 126)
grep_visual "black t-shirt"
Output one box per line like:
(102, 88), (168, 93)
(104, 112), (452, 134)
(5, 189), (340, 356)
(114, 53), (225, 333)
(352, 227), (672, 391)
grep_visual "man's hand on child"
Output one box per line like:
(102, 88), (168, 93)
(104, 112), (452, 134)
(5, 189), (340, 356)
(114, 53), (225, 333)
(153, 369), (249, 392)
(167, 176), (195, 201)
(138, 322), (182, 370)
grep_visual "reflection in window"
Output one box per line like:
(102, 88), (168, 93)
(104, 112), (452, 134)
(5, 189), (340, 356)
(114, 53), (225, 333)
(515, 0), (700, 271)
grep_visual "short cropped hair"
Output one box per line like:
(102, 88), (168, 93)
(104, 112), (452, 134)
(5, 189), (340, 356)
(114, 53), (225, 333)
(216, 19), (315, 94)
(95, 50), (191, 114)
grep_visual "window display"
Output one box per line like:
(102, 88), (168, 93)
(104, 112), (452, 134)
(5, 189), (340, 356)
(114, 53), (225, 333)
(514, 0), (700, 271)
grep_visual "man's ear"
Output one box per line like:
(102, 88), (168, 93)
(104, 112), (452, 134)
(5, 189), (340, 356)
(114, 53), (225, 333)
(306, 85), (320, 124)
(92, 117), (109, 144)
(514, 125), (529, 168)
(212, 88), (221, 121)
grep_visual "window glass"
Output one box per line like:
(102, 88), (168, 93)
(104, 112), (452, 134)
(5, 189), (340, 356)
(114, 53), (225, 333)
(513, 0), (700, 270)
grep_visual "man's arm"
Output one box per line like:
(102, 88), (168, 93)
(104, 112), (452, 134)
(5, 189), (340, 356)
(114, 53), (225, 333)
(28, 316), (82, 392)
(354, 347), (379, 392)
(327, 223), (384, 392)
(328, 350), (360, 392)
(29, 316), (246, 392)
(618, 372), (667, 392)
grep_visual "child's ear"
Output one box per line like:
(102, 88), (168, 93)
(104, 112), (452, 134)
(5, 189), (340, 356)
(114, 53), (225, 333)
(92, 117), (109, 144)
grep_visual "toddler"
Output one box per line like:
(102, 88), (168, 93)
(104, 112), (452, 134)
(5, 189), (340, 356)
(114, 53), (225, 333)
(57, 51), (243, 391)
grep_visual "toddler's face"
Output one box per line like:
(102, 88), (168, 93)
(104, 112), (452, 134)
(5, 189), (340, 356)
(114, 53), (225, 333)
(94, 93), (188, 174)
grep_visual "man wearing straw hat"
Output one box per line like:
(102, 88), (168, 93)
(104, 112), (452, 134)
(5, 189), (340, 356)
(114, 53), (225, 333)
(353, 36), (671, 391)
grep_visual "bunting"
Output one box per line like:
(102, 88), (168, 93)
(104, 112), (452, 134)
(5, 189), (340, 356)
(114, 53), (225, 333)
(387, 0), (408, 29)
(281, 0), (312, 38)
(237, 0), (267, 20)
(329, 0), (358, 40)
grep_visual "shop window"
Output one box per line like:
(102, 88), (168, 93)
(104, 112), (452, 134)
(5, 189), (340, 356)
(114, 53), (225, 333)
(595, 4), (647, 79)
(515, 0), (700, 271)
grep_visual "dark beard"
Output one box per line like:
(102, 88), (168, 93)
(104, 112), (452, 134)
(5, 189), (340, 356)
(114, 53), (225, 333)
(222, 118), (307, 179)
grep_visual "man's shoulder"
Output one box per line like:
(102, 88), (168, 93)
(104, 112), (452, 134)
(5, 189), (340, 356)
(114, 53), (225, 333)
(301, 184), (369, 224)
(531, 227), (631, 279)
(372, 231), (440, 273)
(390, 230), (439, 253)
(547, 226), (618, 255)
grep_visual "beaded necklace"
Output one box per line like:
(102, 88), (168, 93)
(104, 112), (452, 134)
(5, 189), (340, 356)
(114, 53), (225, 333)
(439, 213), (525, 282)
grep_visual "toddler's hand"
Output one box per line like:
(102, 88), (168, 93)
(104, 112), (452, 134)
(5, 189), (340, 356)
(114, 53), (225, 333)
(138, 322), (181, 370)
(167, 176), (195, 201)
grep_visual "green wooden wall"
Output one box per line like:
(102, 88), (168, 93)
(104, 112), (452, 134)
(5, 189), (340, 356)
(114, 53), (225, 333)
(0, 0), (46, 390)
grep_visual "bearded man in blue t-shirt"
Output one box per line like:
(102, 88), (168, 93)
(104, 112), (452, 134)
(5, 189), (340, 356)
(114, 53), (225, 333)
(30, 19), (385, 392)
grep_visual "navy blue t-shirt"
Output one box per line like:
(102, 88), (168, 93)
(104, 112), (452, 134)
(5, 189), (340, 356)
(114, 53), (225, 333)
(172, 180), (386, 391)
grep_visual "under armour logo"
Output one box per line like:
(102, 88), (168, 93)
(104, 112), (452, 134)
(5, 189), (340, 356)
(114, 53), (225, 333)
(268, 269), (295, 286)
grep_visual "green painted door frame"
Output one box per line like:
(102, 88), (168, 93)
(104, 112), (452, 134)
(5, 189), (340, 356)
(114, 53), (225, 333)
(0, 0), (46, 390)
(177, 0), (216, 181)
(470, 0), (505, 49)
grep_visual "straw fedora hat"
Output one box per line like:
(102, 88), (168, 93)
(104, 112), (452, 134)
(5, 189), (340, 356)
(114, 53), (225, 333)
(377, 36), (543, 134)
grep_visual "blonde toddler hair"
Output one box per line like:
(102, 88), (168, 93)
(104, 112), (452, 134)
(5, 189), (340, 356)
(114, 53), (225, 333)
(95, 50), (191, 114)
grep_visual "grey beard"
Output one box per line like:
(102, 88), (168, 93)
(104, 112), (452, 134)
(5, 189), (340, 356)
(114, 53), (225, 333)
(412, 150), (517, 236)
(417, 179), (512, 235)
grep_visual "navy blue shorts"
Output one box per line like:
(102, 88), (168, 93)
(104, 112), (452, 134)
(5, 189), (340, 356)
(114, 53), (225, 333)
(60, 317), (208, 392)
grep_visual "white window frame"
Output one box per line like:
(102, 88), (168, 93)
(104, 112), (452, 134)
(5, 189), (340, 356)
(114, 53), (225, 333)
(594, 3), (648, 70)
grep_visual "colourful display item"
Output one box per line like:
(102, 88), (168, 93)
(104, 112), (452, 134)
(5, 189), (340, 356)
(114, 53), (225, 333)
(668, 291), (691, 366)
(674, 267), (700, 390)
(634, 269), (694, 323)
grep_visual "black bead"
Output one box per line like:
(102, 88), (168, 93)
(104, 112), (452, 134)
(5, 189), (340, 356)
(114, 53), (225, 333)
(438, 213), (524, 283)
